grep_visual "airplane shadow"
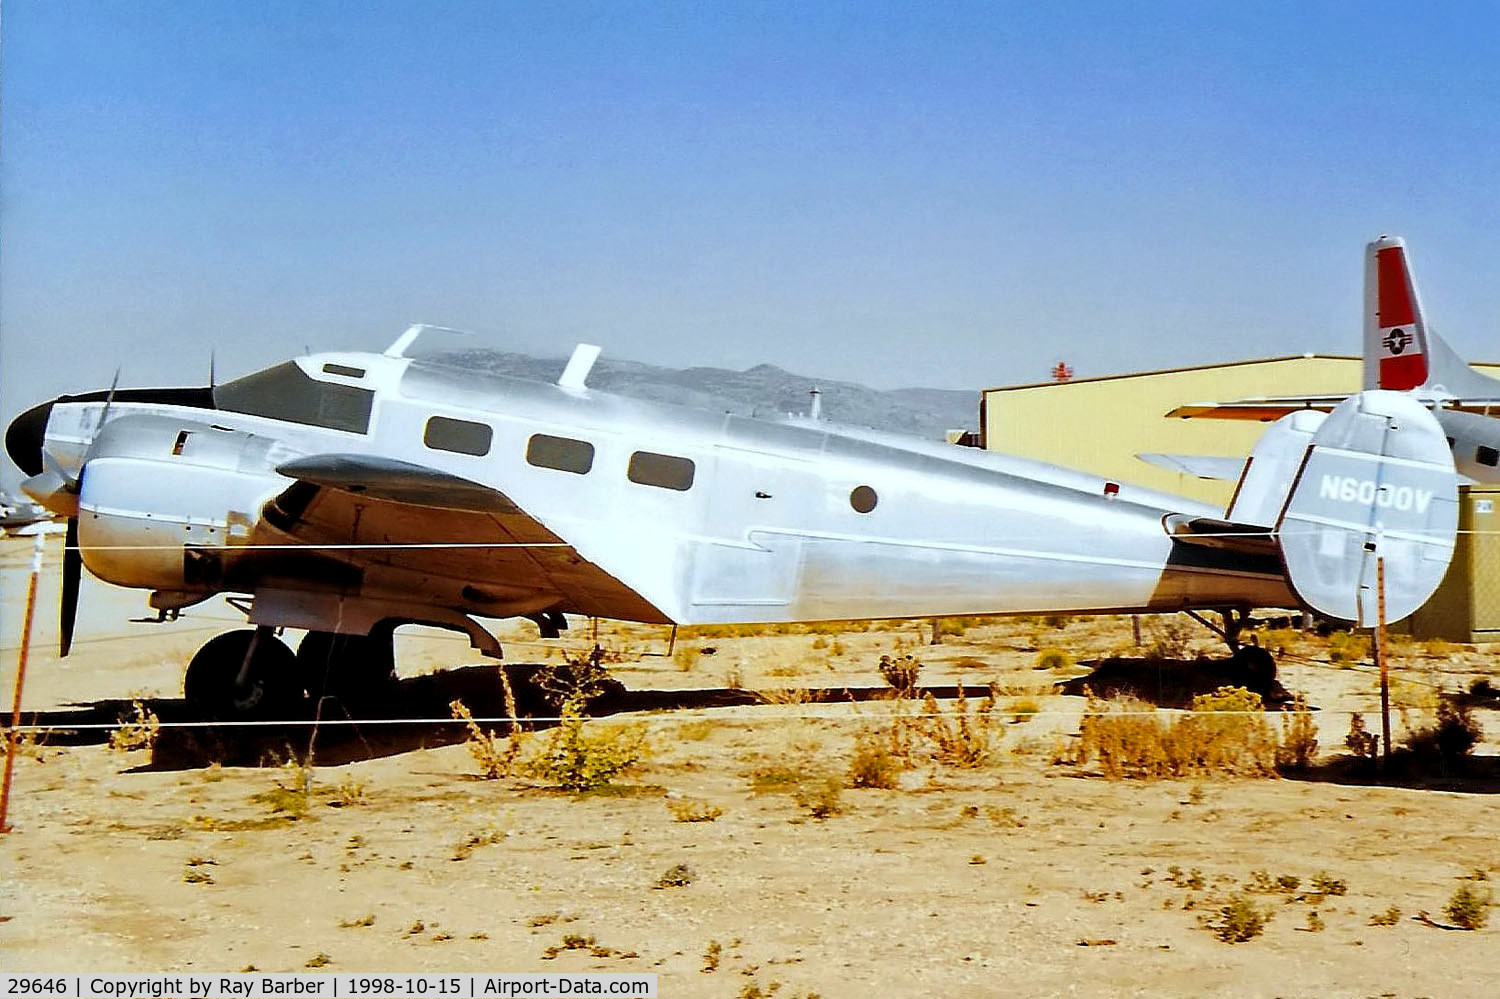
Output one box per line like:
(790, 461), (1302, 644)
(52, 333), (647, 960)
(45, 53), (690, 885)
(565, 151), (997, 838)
(1054, 652), (1290, 708)
(1282, 754), (1500, 794)
(6, 665), (944, 771)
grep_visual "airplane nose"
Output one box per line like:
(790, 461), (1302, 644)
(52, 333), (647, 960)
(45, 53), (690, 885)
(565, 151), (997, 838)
(6, 400), (54, 476)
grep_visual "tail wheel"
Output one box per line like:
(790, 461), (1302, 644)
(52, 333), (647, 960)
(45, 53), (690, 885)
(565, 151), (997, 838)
(297, 627), (397, 708)
(184, 629), (299, 720)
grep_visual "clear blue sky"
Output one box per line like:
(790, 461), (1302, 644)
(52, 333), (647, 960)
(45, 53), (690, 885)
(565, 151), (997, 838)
(3, 0), (1498, 427)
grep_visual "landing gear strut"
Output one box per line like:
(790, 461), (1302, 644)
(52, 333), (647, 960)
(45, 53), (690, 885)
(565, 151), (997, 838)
(1185, 607), (1276, 689)
(183, 627), (299, 720)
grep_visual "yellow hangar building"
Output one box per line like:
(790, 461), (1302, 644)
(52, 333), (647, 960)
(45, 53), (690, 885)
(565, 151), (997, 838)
(979, 354), (1500, 642)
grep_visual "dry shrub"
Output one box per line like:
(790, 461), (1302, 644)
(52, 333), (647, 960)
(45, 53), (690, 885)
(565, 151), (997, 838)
(1079, 687), (1278, 779)
(794, 776), (844, 818)
(533, 647), (621, 707)
(1344, 712), (1380, 760)
(878, 654), (922, 696)
(1255, 628), (1303, 656)
(848, 728), (902, 788)
(1446, 882), (1493, 930)
(1210, 894), (1271, 943)
(756, 687), (815, 705)
(108, 699), (160, 753)
(1008, 697), (1041, 724)
(251, 760), (314, 817)
(1144, 616), (1193, 659)
(1275, 694), (1318, 771)
(450, 699), (518, 779)
(1034, 648), (1072, 671)
(520, 694), (648, 791)
(1328, 630), (1370, 664)
(451, 826), (503, 861)
(907, 683), (998, 767)
(329, 776), (367, 807)
(667, 799), (723, 823)
(1403, 699), (1484, 766)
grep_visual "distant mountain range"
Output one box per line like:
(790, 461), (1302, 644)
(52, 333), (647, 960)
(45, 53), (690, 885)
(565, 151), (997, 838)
(430, 349), (981, 439)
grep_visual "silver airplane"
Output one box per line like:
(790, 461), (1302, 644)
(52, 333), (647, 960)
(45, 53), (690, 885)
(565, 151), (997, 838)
(0, 490), (61, 537)
(1158, 235), (1500, 484)
(5, 325), (1460, 719)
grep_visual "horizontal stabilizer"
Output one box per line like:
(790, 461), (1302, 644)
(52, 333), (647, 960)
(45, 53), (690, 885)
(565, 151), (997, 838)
(1138, 453), (1247, 480)
(1163, 514), (1277, 557)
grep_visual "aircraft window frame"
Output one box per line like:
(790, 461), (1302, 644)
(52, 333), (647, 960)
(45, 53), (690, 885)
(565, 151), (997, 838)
(850, 485), (878, 514)
(526, 434), (595, 474)
(627, 451), (696, 492)
(424, 416), (493, 457)
(1478, 445), (1499, 468)
(214, 362), (374, 434)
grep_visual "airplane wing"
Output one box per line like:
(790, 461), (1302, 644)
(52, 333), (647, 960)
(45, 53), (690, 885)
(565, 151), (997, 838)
(1169, 395), (1500, 422)
(1165, 396), (1349, 422)
(256, 453), (669, 623)
(1443, 398), (1500, 415)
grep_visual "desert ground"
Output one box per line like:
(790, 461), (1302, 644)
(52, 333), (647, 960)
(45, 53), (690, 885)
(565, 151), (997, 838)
(3, 534), (1500, 998)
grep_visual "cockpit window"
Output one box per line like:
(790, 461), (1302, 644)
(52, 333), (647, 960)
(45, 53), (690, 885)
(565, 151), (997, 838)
(214, 362), (374, 434)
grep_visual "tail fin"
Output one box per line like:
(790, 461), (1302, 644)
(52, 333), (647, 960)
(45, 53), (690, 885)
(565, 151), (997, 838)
(1362, 234), (1500, 400)
(1274, 391), (1457, 625)
(1364, 235), (1430, 390)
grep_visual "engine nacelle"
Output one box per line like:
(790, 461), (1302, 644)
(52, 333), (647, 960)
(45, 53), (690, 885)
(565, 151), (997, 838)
(77, 416), (295, 591)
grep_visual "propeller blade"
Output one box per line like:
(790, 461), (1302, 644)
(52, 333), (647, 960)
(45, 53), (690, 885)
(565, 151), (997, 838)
(60, 517), (81, 657)
(92, 368), (121, 437)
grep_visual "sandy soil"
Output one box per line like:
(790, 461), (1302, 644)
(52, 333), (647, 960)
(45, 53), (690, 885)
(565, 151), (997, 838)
(4, 535), (1500, 998)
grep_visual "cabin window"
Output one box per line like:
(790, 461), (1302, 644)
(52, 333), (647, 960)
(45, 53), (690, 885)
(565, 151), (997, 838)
(215, 362), (374, 434)
(321, 363), (366, 379)
(424, 416), (492, 456)
(628, 451), (695, 491)
(850, 485), (878, 513)
(1478, 445), (1499, 467)
(527, 434), (595, 474)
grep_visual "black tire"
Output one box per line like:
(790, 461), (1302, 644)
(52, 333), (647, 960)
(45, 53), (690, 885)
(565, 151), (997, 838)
(297, 629), (397, 708)
(184, 630), (300, 720)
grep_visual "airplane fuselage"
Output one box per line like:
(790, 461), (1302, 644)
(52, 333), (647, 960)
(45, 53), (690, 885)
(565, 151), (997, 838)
(20, 349), (1296, 634)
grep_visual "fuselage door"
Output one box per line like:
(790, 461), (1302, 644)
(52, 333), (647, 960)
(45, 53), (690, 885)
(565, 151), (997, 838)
(689, 446), (815, 615)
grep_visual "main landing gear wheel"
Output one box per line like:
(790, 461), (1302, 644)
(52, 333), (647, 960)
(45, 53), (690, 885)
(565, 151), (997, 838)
(298, 626), (398, 711)
(184, 628), (300, 721)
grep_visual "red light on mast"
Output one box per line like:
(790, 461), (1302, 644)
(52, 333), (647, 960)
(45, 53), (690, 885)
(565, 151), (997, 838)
(1051, 361), (1074, 382)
